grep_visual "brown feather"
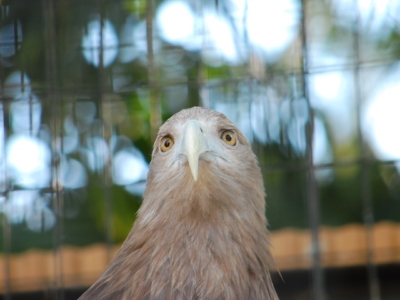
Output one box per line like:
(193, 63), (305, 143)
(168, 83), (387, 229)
(79, 107), (279, 300)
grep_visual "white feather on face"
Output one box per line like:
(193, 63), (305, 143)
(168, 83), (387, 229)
(79, 107), (279, 300)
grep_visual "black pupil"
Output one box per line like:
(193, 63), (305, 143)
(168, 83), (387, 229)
(225, 134), (232, 142)
(164, 139), (170, 147)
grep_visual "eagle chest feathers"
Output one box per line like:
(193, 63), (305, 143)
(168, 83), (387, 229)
(79, 107), (279, 300)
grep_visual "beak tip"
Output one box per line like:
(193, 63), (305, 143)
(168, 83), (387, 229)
(189, 162), (198, 181)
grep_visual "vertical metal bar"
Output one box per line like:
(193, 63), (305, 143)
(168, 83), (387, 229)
(187, 57), (203, 108)
(43, 0), (64, 298)
(29, 95), (33, 135)
(0, 102), (11, 300)
(13, 18), (19, 55)
(352, 2), (381, 299)
(96, 0), (114, 263)
(0, 13), (15, 300)
(0, 103), (6, 210)
(197, 0), (208, 109)
(300, 0), (326, 299)
(102, 135), (114, 264)
(1, 218), (11, 300)
(146, 0), (161, 141)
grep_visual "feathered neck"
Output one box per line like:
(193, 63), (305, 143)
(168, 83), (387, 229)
(80, 159), (278, 300)
(124, 160), (278, 300)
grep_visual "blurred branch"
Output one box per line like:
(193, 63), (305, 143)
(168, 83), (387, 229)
(42, 0), (64, 297)
(188, 55), (203, 107)
(146, 0), (161, 141)
(353, 5), (382, 299)
(300, 0), (326, 299)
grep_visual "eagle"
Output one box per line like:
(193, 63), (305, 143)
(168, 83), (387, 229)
(79, 107), (278, 300)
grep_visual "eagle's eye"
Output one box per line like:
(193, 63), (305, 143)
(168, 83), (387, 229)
(161, 136), (174, 152)
(221, 130), (237, 146)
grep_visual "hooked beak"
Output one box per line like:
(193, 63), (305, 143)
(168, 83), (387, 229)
(181, 120), (208, 181)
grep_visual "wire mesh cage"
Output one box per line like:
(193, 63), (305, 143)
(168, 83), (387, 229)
(1, 0), (400, 299)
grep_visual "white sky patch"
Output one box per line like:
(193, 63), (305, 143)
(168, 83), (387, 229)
(333, 0), (400, 38)
(10, 95), (42, 135)
(113, 149), (149, 186)
(86, 136), (110, 172)
(59, 157), (88, 189)
(156, 0), (199, 50)
(4, 71), (31, 98)
(202, 12), (243, 66)
(26, 205), (56, 232)
(6, 135), (51, 188)
(119, 17), (161, 63)
(250, 93), (280, 145)
(118, 19), (162, 65)
(363, 66), (400, 162)
(313, 117), (333, 165)
(313, 117), (334, 183)
(312, 71), (343, 101)
(246, 0), (299, 60)
(82, 18), (118, 67)
(4, 190), (37, 224)
(4, 190), (56, 231)
(156, 0), (297, 65)
(60, 115), (79, 154)
(0, 20), (22, 58)
(285, 98), (309, 156)
(0, 104), (5, 192)
(309, 55), (354, 143)
(7, 135), (50, 175)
